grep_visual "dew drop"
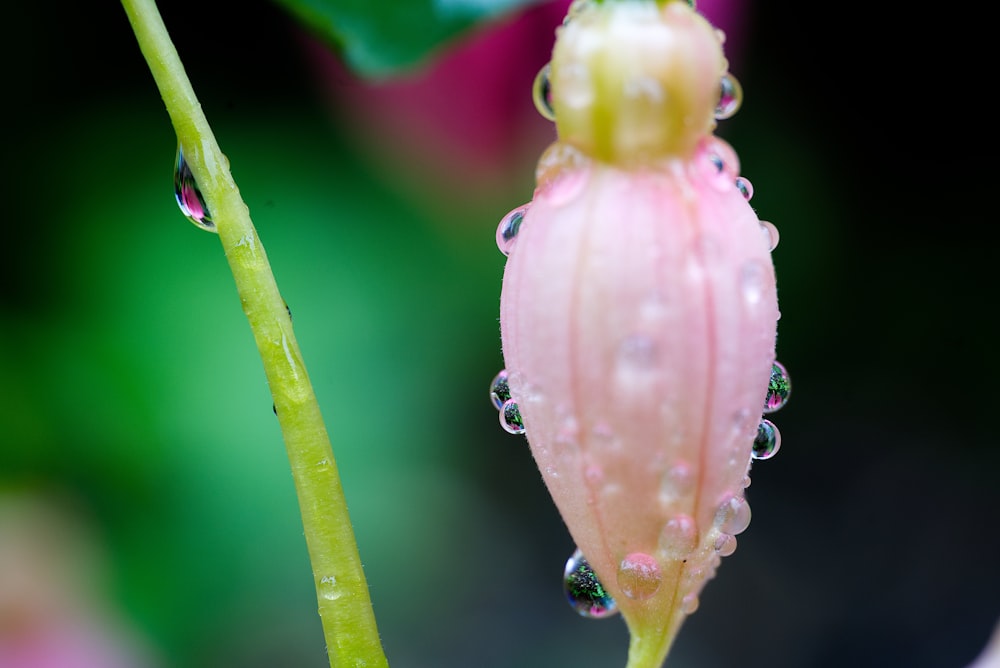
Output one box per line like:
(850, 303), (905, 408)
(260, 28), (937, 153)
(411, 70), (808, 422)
(496, 205), (529, 256)
(681, 592), (700, 614)
(760, 220), (780, 251)
(489, 369), (511, 410)
(533, 63), (556, 121)
(617, 552), (662, 600)
(764, 361), (791, 413)
(318, 575), (342, 601)
(699, 136), (740, 180)
(535, 142), (589, 191)
(174, 146), (216, 232)
(660, 462), (695, 503)
(735, 176), (754, 201)
(715, 73), (743, 120)
(499, 399), (525, 435)
(659, 514), (698, 560)
(564, 549), (618, 618)
(714, 494), (751, 536)
(740, 260), (766, 305)
(714, 533), (737, 557)
(752, 418), (781, 460)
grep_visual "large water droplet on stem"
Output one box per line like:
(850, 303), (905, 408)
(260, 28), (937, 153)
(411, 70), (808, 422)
(174, 146), (216, 232)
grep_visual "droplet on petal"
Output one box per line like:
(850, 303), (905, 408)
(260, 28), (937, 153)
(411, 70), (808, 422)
(564, 549), (618, 618)
(499, 399), (525, 435)
(760, 220), (780, 251)
(735, 176), (754, 200)
(533, 63), (556, 121)
(763, 361), (791, 413)
(714, 494), (752, 536)
(174, 145), (216, 232)
(659, 514), (698, 560)
(496, 205), (529, 256)
(715, 72), (743, 120)
(680, 592), (700, 615)
(713, 533), (737, 557)
(617, 552), (663, 600)
(752, 418), (781, 460)
(489, 369), (511, 410)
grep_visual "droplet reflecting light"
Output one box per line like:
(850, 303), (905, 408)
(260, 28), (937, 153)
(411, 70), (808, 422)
(173, 146), (215, 232)
(564, 549), (618, 618)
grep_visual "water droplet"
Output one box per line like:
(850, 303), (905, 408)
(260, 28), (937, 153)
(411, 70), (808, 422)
(489, 369), (511, 410)
(564, 549), (618, 618)
(174, 146), (216, 232)
(660, 462), (695, 504)
(735, 176), (754, 201)
(740, 260), (766, 305)
(714, 533), (737, 557)
(659, 514), (698, 560)
(714, 494), (751, 535)
(533, 63), (555, 121)
(752, 418), (781, 460)
(764, 361), (791, 413)
(681, 592), (700, 614)
(500, 399), (525, 435)
(760, 220), (780, 251)
(318, 575), (342, 600)
(617, 552), (662, 600)
(715, 73), (743, 120)
(698, 136), (740, 181)
(535, 141), (589, 191)
(496, 205), (529, 256)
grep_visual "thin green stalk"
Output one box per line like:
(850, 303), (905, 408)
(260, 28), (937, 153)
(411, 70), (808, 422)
(120, 1), (388, 665)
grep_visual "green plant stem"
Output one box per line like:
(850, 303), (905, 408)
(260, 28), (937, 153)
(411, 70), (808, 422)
(120, 1), (388, 666)
(624, 623), (675, 668)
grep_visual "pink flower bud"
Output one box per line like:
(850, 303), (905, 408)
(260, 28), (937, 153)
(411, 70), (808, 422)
(495, 2), (782, 664)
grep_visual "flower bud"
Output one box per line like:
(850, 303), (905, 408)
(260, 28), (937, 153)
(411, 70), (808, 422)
(497, 2), (781, 664)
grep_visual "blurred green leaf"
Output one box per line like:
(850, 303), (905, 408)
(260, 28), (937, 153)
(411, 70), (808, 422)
(271, 0), (545, 77)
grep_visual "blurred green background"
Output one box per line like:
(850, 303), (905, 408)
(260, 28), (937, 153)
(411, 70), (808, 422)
(1, 1), (997, 667)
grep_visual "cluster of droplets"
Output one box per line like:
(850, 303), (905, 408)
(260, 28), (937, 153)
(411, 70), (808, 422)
(558, 491), (761, 619)
(754, 360), (791, 461)
(493, 1), (792, 622)
(489, 369), (524, 435)
(173, 146), (216, 232)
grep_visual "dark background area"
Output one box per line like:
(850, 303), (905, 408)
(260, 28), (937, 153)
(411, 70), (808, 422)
(2, 1), (997, 667)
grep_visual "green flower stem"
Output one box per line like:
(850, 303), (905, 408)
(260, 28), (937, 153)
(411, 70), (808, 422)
(120, 1), (389, 666)
(625, 621), (677, 668)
